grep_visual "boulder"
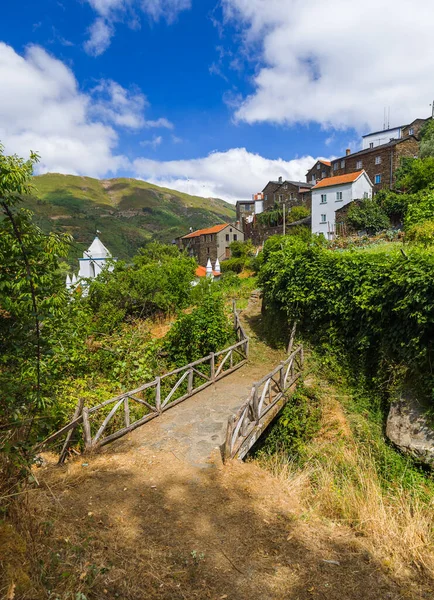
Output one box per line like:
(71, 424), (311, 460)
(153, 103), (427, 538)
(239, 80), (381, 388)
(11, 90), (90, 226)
(386, 392), (434, 468)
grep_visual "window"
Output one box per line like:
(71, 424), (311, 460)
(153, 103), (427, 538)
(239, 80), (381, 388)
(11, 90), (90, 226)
(234, 234), (238, 241)
(375, 174), (382, 184)
(369, 142), (374, 148)
(317, 163), (320, 170)
(264, 194), (268, 201)
(284, 184), (288, 189)
(226, 234), (229, 241)
(320, 194), (327, 204)
(333, 163), (338, 171)
(356, 160), (362, 169)
(279, 195), (282, 202)
(311, 176), (316, 183)
(320, 214), (327, 223)
(207, 247), (210, 254)
(336, 191), (343, 201)
(409, 127), (414, 135)
(290, 192), (294, 199)
(375, 156), (382, 165)
(363, 192), (369, 199)
(322, 171), (326, 178)
(340, 160), (345, 168)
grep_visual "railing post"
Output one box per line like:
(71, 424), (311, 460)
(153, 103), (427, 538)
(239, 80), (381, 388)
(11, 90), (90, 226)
(82, 407), (92, 451)
(252, 385), (259, 422)
(210, 353), (215, 382)
(230, 349), (233, 368)
(124, 397), (130, 427)
(279, 361), (285, 391)
(155, 377), (161, 413)
(223, 414), (236, 462)
(300, 345), (304, 368)
(245, 338), (249, 359)
(188, 369), (193, 394)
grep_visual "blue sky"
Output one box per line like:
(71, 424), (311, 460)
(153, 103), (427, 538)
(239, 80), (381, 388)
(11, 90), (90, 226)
(0, 0), (432, 201)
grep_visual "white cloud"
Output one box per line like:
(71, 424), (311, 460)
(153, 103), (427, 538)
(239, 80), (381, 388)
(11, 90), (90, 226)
(0, 43), (168, 177)
(222, 0), (434, 131)
(133, 147), (316, 202)
(84, 17), (114, 57)
(84, 0), (191, 55)
(140, 135), (163, 148)
(144, 117), (174, 129)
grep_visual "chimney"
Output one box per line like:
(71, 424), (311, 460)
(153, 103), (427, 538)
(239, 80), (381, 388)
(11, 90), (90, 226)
(278, 176), (282, 183)
(346, 148), (351, 156)
(214, 258), (221, 274)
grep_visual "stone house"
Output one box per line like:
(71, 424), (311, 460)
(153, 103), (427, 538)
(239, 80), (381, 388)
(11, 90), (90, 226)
(236, 200), (256, 222)
(305, 159), (332, 185)
(329, 136), (419, 193)
(262, 176), (313, 212)
(311, 170), (373, 240)
(177, 223), (244, 266)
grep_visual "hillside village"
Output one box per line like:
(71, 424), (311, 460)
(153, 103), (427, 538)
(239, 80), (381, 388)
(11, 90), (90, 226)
(167, 116), (430, 274)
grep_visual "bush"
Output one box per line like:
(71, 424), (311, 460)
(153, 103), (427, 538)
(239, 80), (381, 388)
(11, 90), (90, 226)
(347, 199), (390, 234)
(220, 257), (245, 273)
(404, 187), (434, 229)
(163, 294), (235, 365)
(406, 220), (434, 246)
(287, 205), (310, 223)
(254, 385), (321, 457)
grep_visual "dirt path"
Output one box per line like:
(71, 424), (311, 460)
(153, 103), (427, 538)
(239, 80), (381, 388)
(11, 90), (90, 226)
(21, 296), (431, 600)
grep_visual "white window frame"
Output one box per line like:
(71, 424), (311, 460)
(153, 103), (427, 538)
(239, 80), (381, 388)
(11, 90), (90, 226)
(320, 214), (327, 223)
(333, 163), (338, 171)
(320, 194), (327, 204)
(409, 128), (414, 135)
(336, 191), (343, 201)
(317, 163), (321, 170)
(340, 160), (345, 168)
(369, 142), (374, 148)
(356, 160), (362, 169)
(375, 156), (382, 165)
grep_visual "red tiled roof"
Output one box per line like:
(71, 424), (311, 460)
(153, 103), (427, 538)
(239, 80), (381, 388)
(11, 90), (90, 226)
(319, 160), (331, 166)
(312, 170), (365, 189)
(182, 224), (228, 239)
(195, 265), (220, 277)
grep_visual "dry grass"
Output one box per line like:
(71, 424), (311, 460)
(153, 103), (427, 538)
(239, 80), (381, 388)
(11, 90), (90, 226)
(256, 384), (434, 582)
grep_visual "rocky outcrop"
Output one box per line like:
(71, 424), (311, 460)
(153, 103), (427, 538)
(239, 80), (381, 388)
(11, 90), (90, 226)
(386, 392), (434, 468)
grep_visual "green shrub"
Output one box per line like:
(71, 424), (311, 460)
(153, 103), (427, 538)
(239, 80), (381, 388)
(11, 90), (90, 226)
(254, 385), (321, 457)
(406, 220), (434, 246)
(346, 199), (390, 234)
(220, 257), (245, 273)
(287, 205), (310, 223)
(163, 294), (235, 365)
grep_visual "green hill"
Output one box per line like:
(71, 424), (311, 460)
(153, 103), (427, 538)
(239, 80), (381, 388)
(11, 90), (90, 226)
(25, 173), (236, 261)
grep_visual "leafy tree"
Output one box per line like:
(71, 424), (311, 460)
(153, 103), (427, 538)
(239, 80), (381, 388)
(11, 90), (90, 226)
(404, 187), (434, 229)
(346, 199), (390, 234)
(0, 145), (71, 469)
(395, 157), (434, 193)
(288, 205), (310, 223)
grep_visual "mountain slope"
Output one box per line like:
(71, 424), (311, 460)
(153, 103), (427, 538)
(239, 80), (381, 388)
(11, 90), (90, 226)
(25, 173), (236, 261)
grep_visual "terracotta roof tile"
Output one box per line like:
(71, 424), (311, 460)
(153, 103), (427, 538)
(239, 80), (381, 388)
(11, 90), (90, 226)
(195, 265), (220, 277)
(182, 224), (228, 239)
(312, 170), (365, 189)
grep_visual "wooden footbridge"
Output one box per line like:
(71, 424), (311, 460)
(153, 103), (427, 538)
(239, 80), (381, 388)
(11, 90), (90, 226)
(41, 300), (304, 466)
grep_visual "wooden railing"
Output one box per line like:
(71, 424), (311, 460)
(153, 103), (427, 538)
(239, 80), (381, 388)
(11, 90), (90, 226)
(222, 345), (303, 461)
(42, 305), (249, 460)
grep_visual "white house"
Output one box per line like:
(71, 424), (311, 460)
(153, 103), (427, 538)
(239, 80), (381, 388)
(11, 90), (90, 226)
(311, 170), (373, 240)
(362, 125), (402, 150)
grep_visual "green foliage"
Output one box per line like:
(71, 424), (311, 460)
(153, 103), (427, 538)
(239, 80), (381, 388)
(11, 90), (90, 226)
(87, 243), (196, 331)
(404, 187), (434, 229)
(229, 239), (254, 259)
(288, 205), (310, 222)
(220, 257), (245, 273)
(406, 220), (434, 247)
(259, 237), (434, 405)
(254, 385), (321, 457)
(346, 199), (390, 234)
(395, 157), (434, 193)
(419, 119), (434, 158)
(163, 294), (235, 366)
